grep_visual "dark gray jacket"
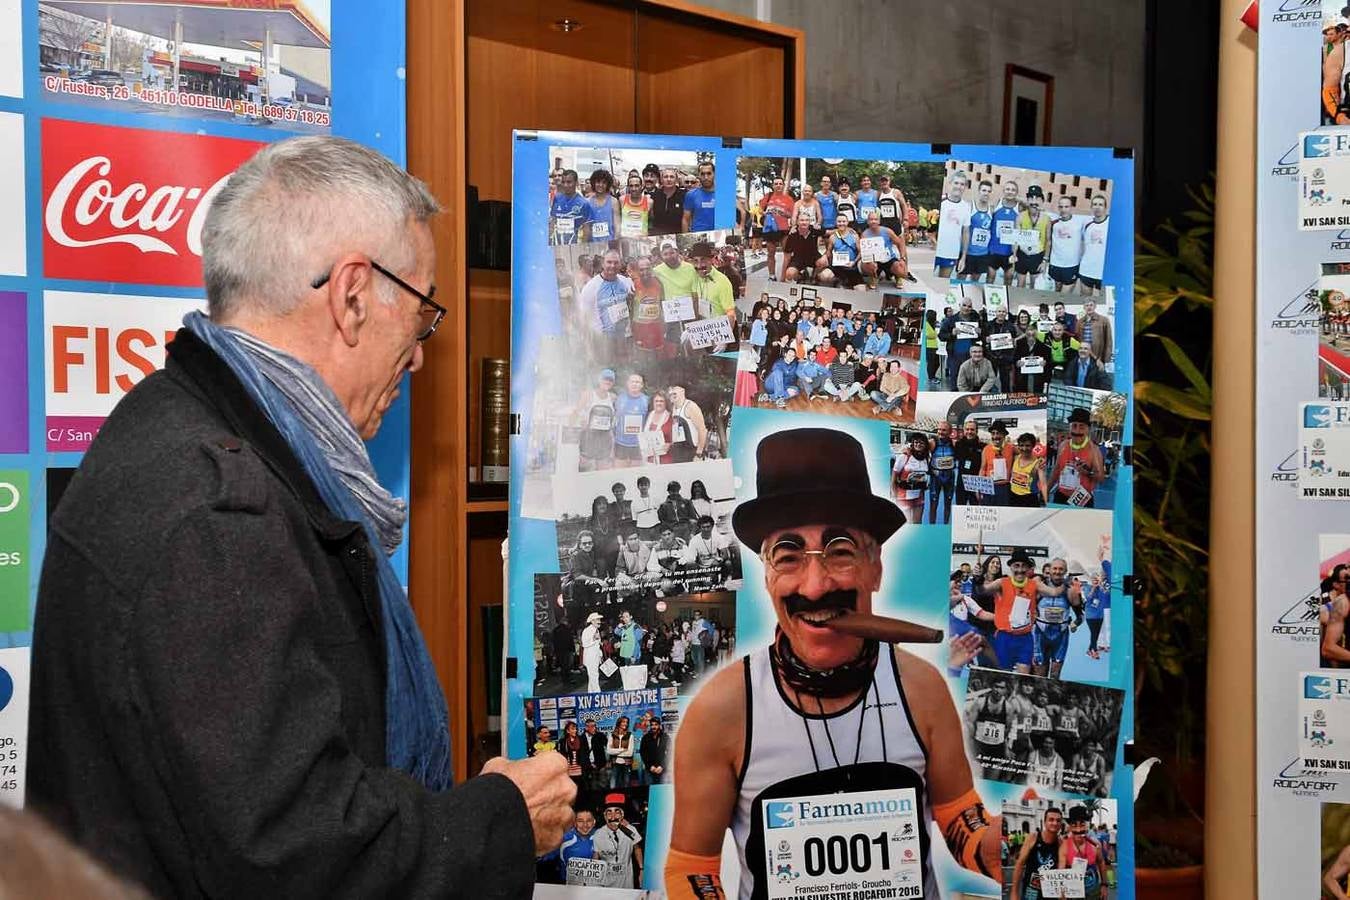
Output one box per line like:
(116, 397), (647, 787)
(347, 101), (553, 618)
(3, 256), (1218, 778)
(29, 329), (533, 898)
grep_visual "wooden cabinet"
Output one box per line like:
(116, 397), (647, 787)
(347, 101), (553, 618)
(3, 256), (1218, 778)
(406, 0), (803, 779)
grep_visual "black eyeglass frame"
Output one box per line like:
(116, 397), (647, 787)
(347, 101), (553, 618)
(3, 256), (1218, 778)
(310, 259), (446, 341)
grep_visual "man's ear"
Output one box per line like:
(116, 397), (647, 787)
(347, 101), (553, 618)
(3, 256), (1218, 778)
(324, 253), (374, 348)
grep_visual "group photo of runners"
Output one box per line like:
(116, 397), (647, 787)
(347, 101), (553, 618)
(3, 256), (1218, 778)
(949, 506), (1115, 679)
(922, 283), (1118, 394)
(904, 393), (1048, 520)
(552, 230), (745, 363)
(935, 161), (1114, 295)
(551, 460), (742, 612)
(733, 288), (923, 421)
(735, 156), (955, 296)
(1003, 798), (1119, 900)
(549, 146), (717, 244)
(963, 669), (1124, 795)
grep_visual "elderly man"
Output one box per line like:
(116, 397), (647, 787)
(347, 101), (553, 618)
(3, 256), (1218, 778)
(29, 137), (574, 898)
(665, 428), (1001, 898)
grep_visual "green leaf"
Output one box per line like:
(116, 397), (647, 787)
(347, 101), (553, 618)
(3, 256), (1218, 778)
(1149, 335), (1212, 398)
(1135, 381), (1212, 420)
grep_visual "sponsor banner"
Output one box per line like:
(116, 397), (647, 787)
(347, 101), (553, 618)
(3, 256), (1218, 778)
(41, 118), (263, 287)
(0, 113), (25, 277)
(43, 290), (205, 451)
(1300, 131), (1350, 229)
(0, 471), (28, 633)
(1298, 401), (1350, 495)
(0, 647), (29, 809)
(1300, 671), (1350, 771)
(0, 293), (27, 454)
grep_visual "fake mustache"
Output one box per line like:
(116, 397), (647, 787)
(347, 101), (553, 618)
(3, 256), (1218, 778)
(783, 590), (858, 617)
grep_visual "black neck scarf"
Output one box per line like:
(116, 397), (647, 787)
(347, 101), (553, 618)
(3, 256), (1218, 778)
(770, 627), (879, 699)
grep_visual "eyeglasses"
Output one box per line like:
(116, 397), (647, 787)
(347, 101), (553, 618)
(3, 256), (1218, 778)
(763, 536), (863, 576)
(311, 259), (446, 341)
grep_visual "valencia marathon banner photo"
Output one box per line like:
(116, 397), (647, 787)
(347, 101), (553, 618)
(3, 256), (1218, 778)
(507, 131), (1135, 898)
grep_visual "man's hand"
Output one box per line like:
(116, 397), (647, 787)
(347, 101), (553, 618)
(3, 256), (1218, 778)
(482, 754), (577, 855)
(948, 632), (983, 671)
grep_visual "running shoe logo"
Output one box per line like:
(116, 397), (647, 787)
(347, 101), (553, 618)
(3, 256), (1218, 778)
(1277, 591), (1321, 625)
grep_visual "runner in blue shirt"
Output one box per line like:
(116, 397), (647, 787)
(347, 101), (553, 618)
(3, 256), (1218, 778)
(558, 809), (599, 881)
(682, 161), (717, 232)
(585, 169), (620, 242)
(612, 373), (651, 465)
(962, 179), (995, 281)
(551, 169), (592, 245)
(816, 174), (838, 226)
(854, 174), (880, 232)
(987, 179), (1022, 283)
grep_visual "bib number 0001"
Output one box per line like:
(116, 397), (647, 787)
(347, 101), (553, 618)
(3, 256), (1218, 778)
(804, 832), (892, 876)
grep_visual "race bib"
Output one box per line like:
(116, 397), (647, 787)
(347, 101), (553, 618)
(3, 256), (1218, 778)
(1019, 356), (1045, 374)
(1057, 463), (1082, 492)
(1058, 715), (1079, 735)
(1064, 486), (1093, 507)
(664, 295), (696, 322)
(1011, 468), (1031, 488)
(592, 220), (611, 239)
(621, 217), (643, 237)
(976, 721), (1006, 745)
(1041, 606), (1066, 624)
(832, 251), (853, 267)
(697, 297), (713, 320)
(624, 414), (643, 435)
(955, 321), (979, 339)
(859, 236), (886, 263)
(1033, 766), (1058, 788)
(761, 788), (924, 900)
(933, 455), (955, 470)
(672, 423), (687, 443)
(1034, 712), (1053, 732)
(589, 408), (614, 431)
(879, 199), (898, 218)
(971, 226), (991, 248)
(988, 332), (1013, 351)
(566, 857), (609, 886)
(991, 458), (1008, 482)
(997, 220), (1015, 241)
(1014, 229), (1041, 253)
(600, 302), (629, 329)
(555, 216), (575, 236)
(1010, 594), (1031, 629)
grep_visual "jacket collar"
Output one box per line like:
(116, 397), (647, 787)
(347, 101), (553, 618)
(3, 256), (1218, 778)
(166, 328), (360, 543)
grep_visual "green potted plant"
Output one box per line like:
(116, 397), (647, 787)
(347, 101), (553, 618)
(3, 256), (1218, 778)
(1131, 184), (1213, 898)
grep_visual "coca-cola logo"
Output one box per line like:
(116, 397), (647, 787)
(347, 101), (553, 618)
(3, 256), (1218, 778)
(42, 118), (263, 287)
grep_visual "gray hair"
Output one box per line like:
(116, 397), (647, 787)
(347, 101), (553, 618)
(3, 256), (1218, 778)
(202, 135), (440, 320)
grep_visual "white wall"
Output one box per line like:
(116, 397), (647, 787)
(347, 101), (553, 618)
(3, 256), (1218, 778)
(692, 0), (1145, 154)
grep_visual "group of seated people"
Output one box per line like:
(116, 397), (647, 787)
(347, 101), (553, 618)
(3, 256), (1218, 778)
(772, 211), (922, 288)
(927, 296), (1113, 394)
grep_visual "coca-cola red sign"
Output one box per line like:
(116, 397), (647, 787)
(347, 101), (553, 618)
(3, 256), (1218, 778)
(42, 118), (264, 287)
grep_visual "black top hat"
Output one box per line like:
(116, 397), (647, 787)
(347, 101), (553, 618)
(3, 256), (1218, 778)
(1068, 407), (1091, 424)
(732, 428), (905, 550)
(1008, 548), (1035, 567)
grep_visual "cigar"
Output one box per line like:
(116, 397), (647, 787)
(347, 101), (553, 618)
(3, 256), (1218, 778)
(822, 610), (943, 643)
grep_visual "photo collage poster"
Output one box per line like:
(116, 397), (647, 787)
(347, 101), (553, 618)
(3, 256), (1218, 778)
(0, 1), (408, 810)
(510, 133), (1135, 897)
(1250, 2), (1350, 894)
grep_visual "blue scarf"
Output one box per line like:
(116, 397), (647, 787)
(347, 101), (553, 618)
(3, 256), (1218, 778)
(184, 312), (452, 790)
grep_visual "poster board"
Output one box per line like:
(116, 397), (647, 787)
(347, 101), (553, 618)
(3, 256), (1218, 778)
(511, 132), (1134, 896)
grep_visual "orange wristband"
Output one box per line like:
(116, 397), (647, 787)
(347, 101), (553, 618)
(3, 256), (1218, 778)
(932, 788), (996, 881)
(664, 846), (726, 899)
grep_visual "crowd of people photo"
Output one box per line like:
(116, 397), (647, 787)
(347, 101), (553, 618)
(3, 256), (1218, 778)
(964, 669), (1123, 797)
(736, 296), (920, 419)
(550, 152), (718, 244)
(1320, 267), (1350, 399)
(535, 600), (735, 698)
(923, 289), (1116, 395)
(1320, 536), (1350, 669)
(1003, 801), (1118, 900)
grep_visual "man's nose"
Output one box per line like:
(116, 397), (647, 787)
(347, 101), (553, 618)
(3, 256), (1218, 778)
(796, 553), (836, 598)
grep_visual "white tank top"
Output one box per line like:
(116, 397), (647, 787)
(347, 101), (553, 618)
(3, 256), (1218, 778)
(732, 645), (939, 899)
